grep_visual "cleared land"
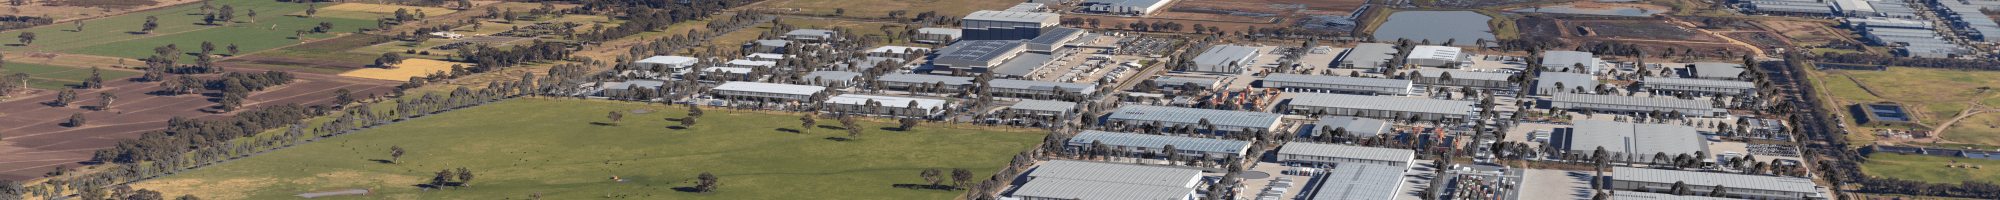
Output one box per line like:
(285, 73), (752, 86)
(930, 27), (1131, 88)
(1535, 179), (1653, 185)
(741, 0), (1015, 19)
(129, 98), (1040, 200)
(1159, 0), (1360, 23)
(339, 58), (467, 80)
(1763, 20), (1847, 47)
(0, 62), (138, 89)
(1860, 153), (2000, 184)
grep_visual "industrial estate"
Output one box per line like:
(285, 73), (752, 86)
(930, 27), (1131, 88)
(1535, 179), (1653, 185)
(0, 0), (1998, 199)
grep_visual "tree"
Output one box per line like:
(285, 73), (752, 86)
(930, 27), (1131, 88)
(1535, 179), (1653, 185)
(607, 111), (623, 126)
(177, 195), (201, 200)
(920, 168), (942, 187)
(97, 92), (116, 111)
(1670, 181), (1689, 195)
(800, 114), (816, 134)
(898, 118), (917, 131)
(696, 172), (719, 193)
(1711, 184), (1728, 197)
(689, 105), (704, 117)
(68, 113), (85, 127)
(305, 4), (317, 18)
(431, 169), (452, 189)
(950, 168), (972, 189)
(333, 88), (354, 106)
(142, 16), (159, 33)
(390, 146), (405, 164)
(128, 189), (163, 200)
(16, 31), (31, 45)
(376, 52), (404, 67)
(227, 43), (239, 55)
(457, 167), (475, 188)
(847, 124), (863, 139)
(1162, 145), (1180, 165)
(680, 117), (697, 127)
(835, 8), (845, 16)
(201, 41), (215, 55)
(53, 88), (76, 107)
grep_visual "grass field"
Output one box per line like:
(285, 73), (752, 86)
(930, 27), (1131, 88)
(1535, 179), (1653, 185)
(1860, 153), (2000, 184)
(318, 3), (457, 19)
(252, 34), (385, 64)
(1924, 102), (1968, 125)
(0, 62), (139, 89)
(61, 26), (337, 63)
(339, 59), (466, 80)
(0, 0), (318, 52)
(1944, 113), (2000, 146)
(130, 98), (1037, 200)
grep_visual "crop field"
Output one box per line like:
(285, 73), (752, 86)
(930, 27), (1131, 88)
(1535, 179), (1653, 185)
(250, 33), (385, 65)
(339, 58), (466, 80)
(0, 62), (138, 89)
(129, 98), (1039, 200)
(237, 15), (379, 33)
(1860, 153), (2000, 184)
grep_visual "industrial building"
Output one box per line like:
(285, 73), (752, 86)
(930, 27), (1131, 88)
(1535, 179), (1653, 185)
(1013, 160), (1204, 200)
(874, 73), (1099, 97)
(1539, 51), (1602, 73)
(1556, 120), (1709, 158)
(1678, 62), (1746, 80)
(867, 46), (930, 58)
(1286, 92), (1476, 123)
(1188, 45), (1260, 73)
(1937, 2), (2000, 42)
(992, 52), (1056, 78)
(598, 80), (664, 98)
(1004, 2), (1046, 12)
(1549, 93), (1726, 117)
(914, 28), (962, 43)
(709, 82), (826, 101)
(802, 71), (861, 86)
(1008, 99), (1075, 116)
(1846, 17), (1931, 30)
(745, 53), (790, 62)
(961, 10), (1060, 40)
(1611, 167), (1822, 200)
(634, 56), (698, 69)
(1264, 73), (1413, 95)
(824, 94), (951, 118)
(931, 40), (1029, 73)
(782, 29), (838, 42)
(1276, 142), (1416, 170)
(1532, 72), (1597, 95)
(1642, 77), (1758, 96)
(724, 60), (775, 68)
(1026, 27), (1087, 52)
(1405, 45), (1470, 68)
(743, 39), (791, 53)
(1613, 192), (1735, 200)
(1153, 76), (1222, 90)
(1303, 163), (1406, 200)
(1829, 0), (1872, 16)
(1337, 43), (1398, 69)
(1407, 69), (1512, 88)
(1078, 0), (1173, 16)
(1307, 116), (1390, 138)
(1744, 0), (1835, 16)
(1106, 105), (1285, 134)
(1868, 0), (1919, 19)
(1066, 130), (1255, 158)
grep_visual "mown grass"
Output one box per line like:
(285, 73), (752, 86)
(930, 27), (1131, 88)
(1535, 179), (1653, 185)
(1860, 153), (2000, 184)
(0, 0), (323, 52)
(131, 98), (1039, 200)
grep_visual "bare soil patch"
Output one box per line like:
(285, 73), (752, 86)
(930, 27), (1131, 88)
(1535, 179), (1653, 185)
(221, 56), (375, 73)
(1577, 21), (1723, 42)
(1764, 20), (1844, 46)
(1726, 31), (1791, 49)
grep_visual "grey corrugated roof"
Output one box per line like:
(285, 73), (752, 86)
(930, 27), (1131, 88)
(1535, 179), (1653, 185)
(1307, 163), (1405, 200)
(1341, 43), (1399, 66)
(1644, 77), (1756, 89)
(750, 39), (790, 47)
(1311, 117), (1389, 138)
(1193, 45), (1260, 67)
(783, 29), (836, 37)
(878, 73), (973, 84)
(1108, 105), (1284, 129)
(1028, 27), (1085, 46)
(1277, 142), (1415, 162)
(1011, 99), (1076, 112)
(992, 79), (1098, 95)
(1004, 2), (1045, 12)
(1615, 192), (1736, 200)
(918, 28), (962, 36)
(608, 80), (664, 89)
(712, 82), (824, 96)
(1154, 76), (1219, 87)
(1753, 4), (1835, 13)
(1027, 160), (1204, 187)
(1265, 73), (1412, 89)
(1409, 69), (1510, 81)
(803, 71), (862, 82)
(1011, 178), (1197, 200)
(1535, 72), (1597, 90)
(1070, 130), (1253, 155)
(935, 40), (1026, 64)
(1289, 92), (1475, 115)
(1542, 51), (1598, 70)
(1685, 62), (1745, 79)
(1614, 167), (1819, 193)
(1565, 120), (1707, 157)
(994, 52), (1054, 77)
(635, 56), (697, 66)
(963, 10), (1058, 23)
(1081, 0), (1168, 8)
(1552, 93), (1719, 111)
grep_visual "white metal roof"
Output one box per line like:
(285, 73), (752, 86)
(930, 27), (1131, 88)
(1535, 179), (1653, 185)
(1643, 77), (1757, 89)
(1107, 105), (1284, 130)
(1614, 191), (1736, 200)
(1535, 72), (1597, 90)
(1289, 92), (1476, 115)
(1011, 178), (1196, 200)
(869, 46), (930, 54)
(1542, 51), (1600, 71)
(1070, 130), (1253, 155)
(1342, 43), (1399, 66)
(1026, 160), (1204, 187)
(705, 67), (753, 74)
(1614, 167), (1819, 193)
(711, 82), (824, 96)
(1192, 45), (1260, 67)
(726, 60), (776, 67)
(1264, 73), (1413, 89)
(1409, 69), (1511, 81)
(1564, 120), (1708, 157)
(1311, 116), (1390, 138)
(1277, 142), (1415, 162)
(1307, 163), (1406, 200)
(1551, 93), (1719, 112)
(1011, 99), (1076, 112)
(1406, 45), (1463, 61)
(635, 56), (697, 66)
(1004, 2), (1045, 12)
(825, 94), (948, 111)
(964, 10), (1059, 23)
(803, 71), (862, 82)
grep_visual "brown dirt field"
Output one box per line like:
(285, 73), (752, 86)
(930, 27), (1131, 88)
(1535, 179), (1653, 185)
(1575, 20), (1727, 42)
(1764, 20), (1844, 46)
(0, 68), (396, 181)
(1516, 17), (1567, 39)
(1174, 0), (1366, 15)
(1152, 10), (1278, 23)
(221, 56), (375, 72)
(1725, 31), (1791, 49)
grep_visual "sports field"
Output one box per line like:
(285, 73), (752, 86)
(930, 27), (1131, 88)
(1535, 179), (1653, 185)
(0, 62), (139, 89)
(339, 59), (467, 80)
(130, 98), (1039, 199)
(1860, 153), (2000, 184)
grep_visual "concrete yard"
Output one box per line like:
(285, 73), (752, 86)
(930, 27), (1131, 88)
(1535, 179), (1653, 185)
(1518, 168), (1600, 200)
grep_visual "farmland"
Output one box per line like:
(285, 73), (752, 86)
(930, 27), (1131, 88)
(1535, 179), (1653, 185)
(128, 98), (1039, 200)
(339, 58), (469, 81)
(1860, 153), (2000, 184)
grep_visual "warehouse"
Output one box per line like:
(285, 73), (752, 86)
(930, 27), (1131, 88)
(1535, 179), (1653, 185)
(724, 60), (775, 68)
(782, 29), (838, 42)
(1303, 163), (1406, 200)
(1188, 45), (1260, 73)
(802, 71), (861, 87)
(1307, 116), (1390, 139)
(1405, 45), (1470, 68)
(962, 10), (1060, 40)
(1337, 43), (1398, 69)
(1013, 160), (1204, 200)
(1004, 2), (1046, 12)
(1079, 0), (1173, 16)
(867, 46), (930, 58)
(1642, 77), (1758, 96)
(1263, 73), (1413, 95)
(1611, 167), (1822, 200)
(1540, 51), (1603, 73)
(932, 40), (1028, 73)
(914, 28), (962, 43)
(635, 56), (698, 70)
(743, 39), (791, 53)
(1407, 69), (1511, 88)
(1830, 0), (1872, 16)
(1008, 99), (1075, 116)
(874, 73), (1098, 98)
(1107, 105), (1285, 134)
(709, 82), (825, 102)
(1287, 92), (1475, 123)
(1153, 76), (1222, 90)
(1613, 192), (1734, 200)
(1549, 93), (1726, 117)
(1276, 142), (1415, 170)
(1067, 130), (1254, 158)
(992, 52), (1056, 78)
(1846, 17), (1931, 30)
(1556, 120), (1708, 157)
(1533, 72), (1597, 95)
(1027, 27), (1086, 52)
(1746, 0), (1835, 16)
(597, 80), (663, 99)
(824, 94), (952, 118)
(1679, 62), (1745, 80)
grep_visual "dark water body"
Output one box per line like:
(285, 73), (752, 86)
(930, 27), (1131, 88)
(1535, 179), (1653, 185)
(1371, 11), (1496, 43)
